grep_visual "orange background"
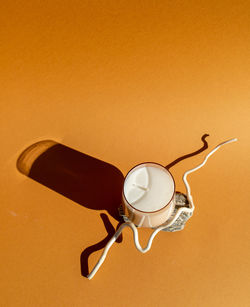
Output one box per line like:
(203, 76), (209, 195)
(1, 1), (250, 306)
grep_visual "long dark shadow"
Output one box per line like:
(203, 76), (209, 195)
(17, 140), (124, 221)
(165, 134), (209, 170)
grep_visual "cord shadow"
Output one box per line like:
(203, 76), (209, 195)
(165, 134), (209, 170)
(81, 213), (123, 277)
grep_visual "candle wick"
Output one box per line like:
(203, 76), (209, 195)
(132, 183), (149, 191)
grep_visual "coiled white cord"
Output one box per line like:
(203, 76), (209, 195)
(87, 138), (237, 280)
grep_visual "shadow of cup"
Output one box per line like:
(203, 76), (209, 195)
(17, 140), (124, 221)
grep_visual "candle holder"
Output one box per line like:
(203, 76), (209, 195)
(119, 192), (192, 232)
(87, 138), (237, 280)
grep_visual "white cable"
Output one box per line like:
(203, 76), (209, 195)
(87, 137), (237, 280)
(183, 138), (237, 209)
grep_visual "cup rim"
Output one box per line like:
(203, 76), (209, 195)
(122, 162), (176, 214)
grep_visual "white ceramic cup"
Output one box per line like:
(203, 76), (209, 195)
(122, 162), (175, 228)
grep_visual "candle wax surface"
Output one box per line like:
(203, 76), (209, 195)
(124, 166), (174, 212)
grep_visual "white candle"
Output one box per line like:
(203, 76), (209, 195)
(122, 163), (175, 227)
